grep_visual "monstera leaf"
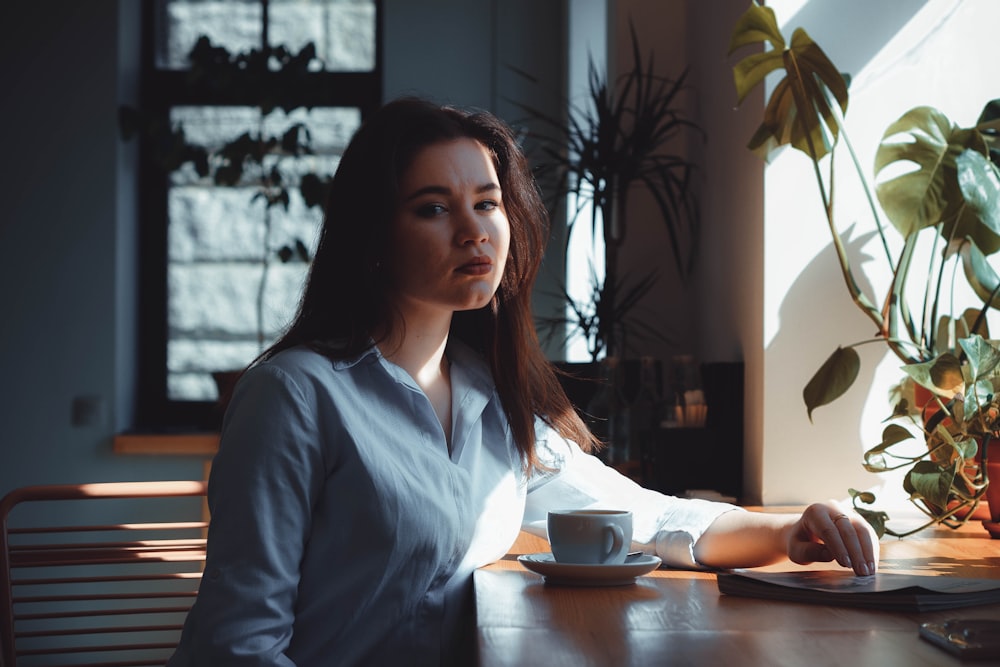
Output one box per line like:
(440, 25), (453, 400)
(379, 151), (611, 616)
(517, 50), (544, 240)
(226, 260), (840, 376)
(954, 149), (1000, 255)
(873, 107), (989, 240)
(728, 1), (848, 162)
(975, 98), (1000, 164)
(961, 239), (1000, 310)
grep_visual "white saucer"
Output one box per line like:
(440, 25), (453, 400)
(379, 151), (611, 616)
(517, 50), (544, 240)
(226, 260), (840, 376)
(517, 552), (662, 586)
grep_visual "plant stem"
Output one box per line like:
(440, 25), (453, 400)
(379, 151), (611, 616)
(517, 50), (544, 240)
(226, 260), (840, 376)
(791, 74), (884, 336)
(825, 89), (894, 269)
(257, 202), (271, 351)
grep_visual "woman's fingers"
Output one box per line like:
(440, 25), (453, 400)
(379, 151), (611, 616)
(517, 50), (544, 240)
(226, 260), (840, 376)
(792, 502), (880, 576)
(834, 511), (879, 575)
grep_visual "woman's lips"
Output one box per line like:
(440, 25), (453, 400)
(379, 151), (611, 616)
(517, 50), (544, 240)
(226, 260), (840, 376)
(457, 257), (493, 275)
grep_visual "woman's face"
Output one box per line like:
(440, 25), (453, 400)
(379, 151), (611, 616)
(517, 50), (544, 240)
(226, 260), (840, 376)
(387, 138), (511, 323)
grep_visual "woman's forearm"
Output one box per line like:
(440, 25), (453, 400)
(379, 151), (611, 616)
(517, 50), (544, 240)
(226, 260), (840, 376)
(692, 510), (794, 568)
(693, 502), (880, 576)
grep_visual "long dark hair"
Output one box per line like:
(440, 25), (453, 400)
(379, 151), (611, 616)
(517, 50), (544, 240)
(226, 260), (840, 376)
(257, 97), (597, 469)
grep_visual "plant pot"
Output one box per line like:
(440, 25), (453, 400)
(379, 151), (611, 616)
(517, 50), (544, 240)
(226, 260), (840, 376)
(913, 384), (993, 521)
(983, 438), (1000, 538)
(949, 437), (992, 523)
(913, 383), (936, 415)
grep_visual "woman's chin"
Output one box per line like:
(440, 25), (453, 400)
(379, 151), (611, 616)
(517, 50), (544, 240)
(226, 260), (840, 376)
(455, 292), (496, 312)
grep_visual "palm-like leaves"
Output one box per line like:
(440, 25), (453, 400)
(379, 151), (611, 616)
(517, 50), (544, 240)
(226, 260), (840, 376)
(516, 22), (703, 360)
(527, 23), (702, 269)
(537, 270), (668, 362)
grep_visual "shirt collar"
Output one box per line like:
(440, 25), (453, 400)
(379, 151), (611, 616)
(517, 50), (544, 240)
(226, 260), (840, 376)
(329, 343), (380, 370)
(328, 339), (493, 384)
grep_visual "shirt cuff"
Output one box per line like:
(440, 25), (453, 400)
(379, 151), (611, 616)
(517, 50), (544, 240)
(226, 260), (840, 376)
(654, 501), (745, 569)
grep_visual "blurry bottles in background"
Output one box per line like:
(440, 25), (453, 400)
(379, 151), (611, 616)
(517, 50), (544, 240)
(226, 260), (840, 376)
(667, 354), (706, 427)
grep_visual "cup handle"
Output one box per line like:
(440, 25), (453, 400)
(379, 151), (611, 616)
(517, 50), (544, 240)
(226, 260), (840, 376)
(603, 525), (625, 562)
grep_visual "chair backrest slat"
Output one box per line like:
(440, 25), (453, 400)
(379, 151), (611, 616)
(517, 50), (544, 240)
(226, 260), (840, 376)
(17, 605), (194, 621)
(19, 641), (181, 656)
(14, 571), (203, 586)
(0, 480), (208, 666)
(10, 521), (208, 535)
(17, 623), (186, 638)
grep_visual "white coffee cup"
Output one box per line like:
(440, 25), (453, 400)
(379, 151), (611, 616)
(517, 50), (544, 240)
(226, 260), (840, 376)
(547, 509), (633, 565)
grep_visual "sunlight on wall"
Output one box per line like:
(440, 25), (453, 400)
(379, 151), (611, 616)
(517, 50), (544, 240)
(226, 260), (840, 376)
(774, 0), (810, 25)
(565, 190), (605, 362)
(563, 0), (608, 363)
(761, 0), (997, 512)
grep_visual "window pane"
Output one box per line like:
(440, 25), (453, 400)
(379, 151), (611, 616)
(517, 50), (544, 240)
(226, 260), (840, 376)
(270, 0), (377, 71)
(166, 105), (361, 400)
(155, 0), (264, 69)
(155, 0), (376, 71)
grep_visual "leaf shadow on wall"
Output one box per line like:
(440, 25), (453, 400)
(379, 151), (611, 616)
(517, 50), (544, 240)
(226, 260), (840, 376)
(763, 224), (886, 500)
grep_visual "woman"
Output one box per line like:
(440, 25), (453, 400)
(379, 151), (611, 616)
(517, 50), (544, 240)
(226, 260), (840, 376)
(169, 98), (878, 666)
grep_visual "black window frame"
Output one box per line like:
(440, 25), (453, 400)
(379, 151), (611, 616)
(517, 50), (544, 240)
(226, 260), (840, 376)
(134, 0), (383, 431)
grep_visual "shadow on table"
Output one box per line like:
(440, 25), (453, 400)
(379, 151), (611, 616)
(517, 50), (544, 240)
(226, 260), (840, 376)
(879, 555), (1000, 578)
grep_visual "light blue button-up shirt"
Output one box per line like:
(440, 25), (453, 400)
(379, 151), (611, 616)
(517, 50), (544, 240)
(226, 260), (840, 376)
(169, 342), (739, 666)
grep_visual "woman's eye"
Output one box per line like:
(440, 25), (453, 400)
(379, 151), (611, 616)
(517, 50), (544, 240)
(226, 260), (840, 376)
(415, 203), (447, 218)
(477, 200), (499, 211)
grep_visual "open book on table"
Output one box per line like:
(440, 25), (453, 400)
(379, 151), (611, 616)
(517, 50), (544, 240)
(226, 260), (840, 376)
(717, 570), (1000, 612)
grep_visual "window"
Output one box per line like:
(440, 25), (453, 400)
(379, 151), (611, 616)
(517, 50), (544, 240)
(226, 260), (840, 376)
(134, 0), (381, 429)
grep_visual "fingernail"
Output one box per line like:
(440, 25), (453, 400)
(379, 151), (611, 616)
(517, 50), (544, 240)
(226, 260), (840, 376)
(868, 561), (876, 574)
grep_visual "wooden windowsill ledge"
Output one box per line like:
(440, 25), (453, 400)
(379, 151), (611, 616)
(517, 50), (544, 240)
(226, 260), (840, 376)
(113, 432), (220, 456)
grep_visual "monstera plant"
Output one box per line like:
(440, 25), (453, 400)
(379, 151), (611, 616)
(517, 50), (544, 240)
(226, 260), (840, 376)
(728, 1), (1000, 536)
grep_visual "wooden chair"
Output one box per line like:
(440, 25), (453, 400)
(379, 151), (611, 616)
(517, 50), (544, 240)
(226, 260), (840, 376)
(0, 481), (208, 667)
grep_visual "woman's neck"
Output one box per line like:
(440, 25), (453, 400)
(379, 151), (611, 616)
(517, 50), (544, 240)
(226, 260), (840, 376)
(383, 331), (449, 387)
(379, 310), (450, 376)
(379, 315), (453, 446)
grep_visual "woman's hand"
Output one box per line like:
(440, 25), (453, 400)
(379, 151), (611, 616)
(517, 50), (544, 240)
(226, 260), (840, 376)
(693, 501), (880, 574)
(783, 501), (880, 576)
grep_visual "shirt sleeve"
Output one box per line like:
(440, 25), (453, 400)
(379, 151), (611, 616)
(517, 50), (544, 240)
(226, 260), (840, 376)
(171, 364), (324, 666)
(522, 419), (744, 569)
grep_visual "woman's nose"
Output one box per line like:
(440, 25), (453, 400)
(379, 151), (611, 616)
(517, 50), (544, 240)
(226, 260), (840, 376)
(455, 210), (489, 245)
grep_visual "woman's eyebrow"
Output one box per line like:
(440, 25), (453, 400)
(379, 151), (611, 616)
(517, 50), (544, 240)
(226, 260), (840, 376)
(404, 182), (500, 202)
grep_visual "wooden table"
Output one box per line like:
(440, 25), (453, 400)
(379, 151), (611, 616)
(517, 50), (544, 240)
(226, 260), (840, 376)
(475, 522), (1000, 667)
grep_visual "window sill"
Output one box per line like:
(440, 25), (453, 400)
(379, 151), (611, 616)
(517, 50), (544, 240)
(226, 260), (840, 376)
(113, 433), (219, 456)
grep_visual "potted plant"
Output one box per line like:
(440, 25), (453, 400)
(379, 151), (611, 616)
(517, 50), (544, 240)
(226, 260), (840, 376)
(728, 1), (1000, 536)
(515, 24), (703, 362)
(120, 36), (333, 397)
